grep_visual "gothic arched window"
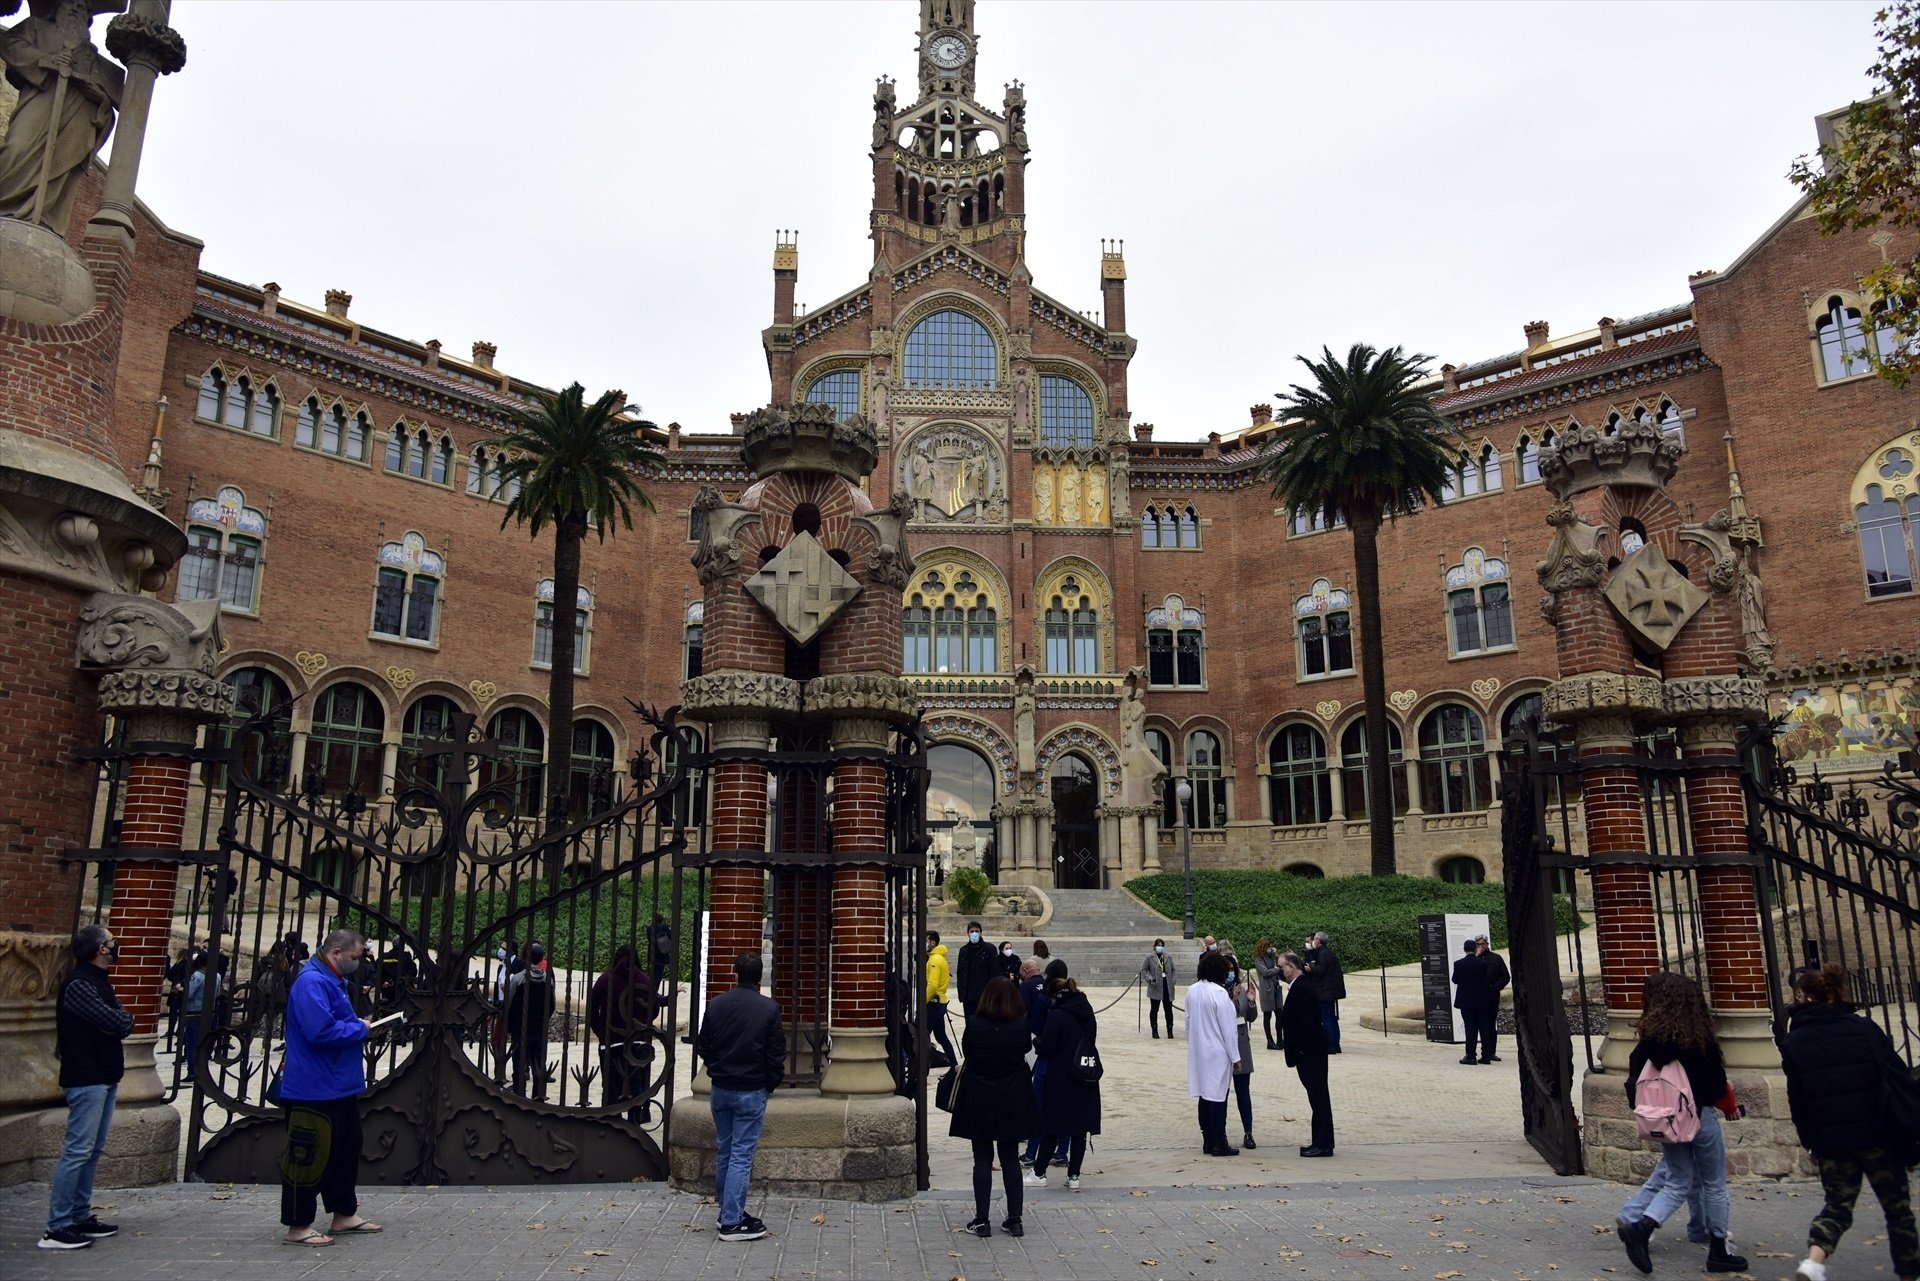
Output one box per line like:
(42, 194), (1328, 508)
(1818, 295), (1870, 382)
(803, 369), (862, 421)
(902, 309), (997, 389)
(1039, 375), (1095, 447)
(1268, 724), (1330, 826)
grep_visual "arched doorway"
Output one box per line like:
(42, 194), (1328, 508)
(1050, 753), (1100, 888)
(927, 742), (999, 882)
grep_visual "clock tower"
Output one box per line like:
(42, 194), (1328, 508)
(919, 0), (976, 98)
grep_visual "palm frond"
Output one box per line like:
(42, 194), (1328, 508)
(1254, 342), (1465, 526)
(481, 382), (664, 541)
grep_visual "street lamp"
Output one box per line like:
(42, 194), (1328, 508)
(1176, 778), (1194, 940)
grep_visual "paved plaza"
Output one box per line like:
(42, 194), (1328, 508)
(5, 983), (1907, 1279)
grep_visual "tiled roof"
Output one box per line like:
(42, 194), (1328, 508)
(1434, 327), (1699, 414)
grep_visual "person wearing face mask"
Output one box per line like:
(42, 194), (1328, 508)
(954, 921), (998, 1021)
(1139, 939), (1177, 1039)
(40, 925), (131, 1251)
(925, 932), (957, 1068)
(280, 928), (378, 1246)
(1253, 938), (1284, 1050)
(1229, 962), (1259, 1150)
(1185, 950), (1240, 1157)
(998, 940), (1021, 981)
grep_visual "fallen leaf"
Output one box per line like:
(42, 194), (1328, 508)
(1446, 1241), (1468, 1250)
(584, 1250), (610, 1257)
(1436, 1273), (1463, 1280)
(947, 1251), (963, 1258)
(1429, 1212), (1447, 1221)
(1367, 1247), (1395, 1257)
(1755, 1252), (1794, 1259)
(1140, 1260), (1159, 1267)
(527, 1222), (547, 1230)
(812, 1215), (826, 1224)
(209, 1192), (232, 1201)
(1592, 1224), (1614, 1235)
(1552, 1195), (1575, 1204)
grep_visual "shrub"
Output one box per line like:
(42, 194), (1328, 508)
(1122, 871), (1578, 972)
(945, 866), (992, 915)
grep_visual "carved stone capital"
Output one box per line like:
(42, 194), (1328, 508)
(104, 12), (188, 74)
(804, 674), (920, 724)
(0, 931), (71, 1001)
(740, 403), (879, 483)
(1663, 675), (1768, 721)
(1544, 673), (1665, 722)
(1536, 503), (1609, 594)
(827, 716), (895, 751)
(80, 595), (233, 727)
(1677, 716), (1748, 750)
(1570, 713), (1638, 749)
(706, 716), (771, 753)
(682, 670), (803, 721)
(1539, 415), (1686, 500)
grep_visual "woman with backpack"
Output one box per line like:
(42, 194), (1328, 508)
(1779, 963), (1919, 1281)
(1615, 971), (1746, 1276)
(1024, 959), (1100, 1191)
(949, 976), (1039, 1239)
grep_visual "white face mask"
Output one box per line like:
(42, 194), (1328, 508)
(1206, 942), (1217, 952)
(1154, 945), (1164, 955)
(1002, 947), (1013, 956)
(969, 932), (981, 944)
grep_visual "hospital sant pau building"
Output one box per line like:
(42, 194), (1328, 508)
(39, 3), (1920, 892)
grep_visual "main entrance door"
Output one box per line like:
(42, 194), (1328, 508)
(1050, 753), (1100, 888)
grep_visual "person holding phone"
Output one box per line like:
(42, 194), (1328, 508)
(279, 928), (379, 1248)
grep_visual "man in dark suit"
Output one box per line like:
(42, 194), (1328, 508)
(1451, 939), (1494, 1065)
(1277, 951), (1333, 1157)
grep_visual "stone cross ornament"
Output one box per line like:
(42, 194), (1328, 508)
(745, 530), (862, 646)
(1602, 542), (1708, 652)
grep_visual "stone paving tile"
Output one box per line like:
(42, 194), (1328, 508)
(3, 1175), (1912, 1281)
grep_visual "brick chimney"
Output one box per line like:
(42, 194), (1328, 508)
(471, 340), (497, 369)
(424, 338), (441, 370)
(1134, 422), (1154, 442)
(1441, 363), (1458, 394)
(730, 411), (749, 435)
(260, 281), (280, 317)
(1205, 431), (1221, 458)
(1597, 317), (1618, 350)
(1523, 319), (1550, 349)
(1250, 403), (1273, 427)
(324, 289), (352, 319)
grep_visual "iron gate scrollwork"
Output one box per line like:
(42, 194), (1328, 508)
(98, 698), (704, 1185)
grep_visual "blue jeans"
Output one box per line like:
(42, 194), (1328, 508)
(710, 1086), (768, 1227)
(47, 1084), (116, 1233)
(1622, 1108), (1728, 1240)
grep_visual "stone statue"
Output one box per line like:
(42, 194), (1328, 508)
(871, 80), (895, 150)
(0, 0), (125, 232)
(1119, 666), (1166, 806)
(1086, 465), (1108, 526)
(1011, 365), (1031, 437)
(869, 372), (890, 427)
(909, 450), (934, 514)
(1013, 664), (1037, 778)
(1059, 465), (1082, 524)
(1033, 465), (1054, 524)
(1738, 546), (1776, 670)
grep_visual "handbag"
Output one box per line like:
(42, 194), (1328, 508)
(1881, 1057), (1920, 1165)
(934, 1061), (964, 1113)
(265, 1061), (285, 1107)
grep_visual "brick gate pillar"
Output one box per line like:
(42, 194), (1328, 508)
(76, 596), (233, 1067)
(821, 712), (898, 1098)
(698, 708), (777, 1011)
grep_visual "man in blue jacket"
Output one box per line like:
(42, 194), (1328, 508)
(280, 928), (377, 1247)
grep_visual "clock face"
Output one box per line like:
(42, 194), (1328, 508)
(929, 33), (969, 70)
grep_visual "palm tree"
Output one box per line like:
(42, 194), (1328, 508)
(1257, 344), (1463, 877)
(484, 382), (662, 832)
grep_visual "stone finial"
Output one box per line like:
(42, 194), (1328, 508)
(323, 289), (352, 318)
(740, 403), (879, 483)
(1523, 319), (1551, 348)
(1538, 415), (1686, 500)
(260, 282), (281, 316)
(1597, 316), (1618, 350)
(1249, 404), (1272, 427)
(472, 340), (497, 368)
(1441, 364), (1458, 394)
(423, 338), (441, 369)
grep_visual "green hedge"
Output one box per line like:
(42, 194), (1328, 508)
(339, 869), (709, 981)
(1122, 871), (1578, 972)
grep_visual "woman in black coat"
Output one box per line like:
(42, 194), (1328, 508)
(1780, 964), (1920, 1281)
(1277, 952), (1334, 1156)
(948, 977), (1039, 1238)
(1028, 967), (1100, 1188)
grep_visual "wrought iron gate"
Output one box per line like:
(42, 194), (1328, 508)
(80, 700), (700, 1185)
(1743, 738), (1920, 1069)
(1500, 723), (1584, 1176)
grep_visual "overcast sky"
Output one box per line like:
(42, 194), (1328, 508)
(123, 1), (1880, 440)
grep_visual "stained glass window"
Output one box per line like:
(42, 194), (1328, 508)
(1039, 375), (1094, 447)
(902, 309), (996, 389)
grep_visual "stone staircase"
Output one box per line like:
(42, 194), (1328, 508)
(1031, 888), (1203, 987)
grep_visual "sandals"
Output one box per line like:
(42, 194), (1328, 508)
(332, 1220), (384, 1234)
(283, 1230), (334, 1248)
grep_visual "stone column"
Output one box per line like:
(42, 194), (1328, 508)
(91, 4), (188, 237)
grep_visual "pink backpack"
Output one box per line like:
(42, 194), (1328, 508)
(1633, 1058), (1700, 1143)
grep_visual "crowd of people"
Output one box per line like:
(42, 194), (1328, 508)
(35, 913), (1920, 1268)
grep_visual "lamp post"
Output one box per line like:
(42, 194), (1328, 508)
(1176, 778), (1194, 940)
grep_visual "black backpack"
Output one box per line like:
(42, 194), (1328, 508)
(1072, 1030), (1104, 1084)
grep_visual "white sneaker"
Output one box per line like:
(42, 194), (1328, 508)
(1794, 1261), (1827, 1281)
(1066, 1175), (1081, 1191)
(1021, 1171), (1046, 1187)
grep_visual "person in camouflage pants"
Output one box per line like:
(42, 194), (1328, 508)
(1808, 1149), (1920, 1278)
